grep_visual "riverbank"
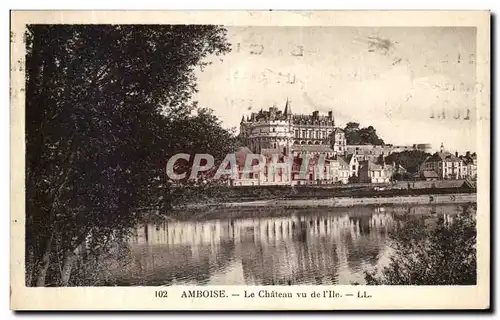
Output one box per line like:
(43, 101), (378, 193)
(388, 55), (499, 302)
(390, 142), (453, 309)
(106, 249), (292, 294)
(165, 180), (475, 205)
(141, 182), (477, 222)
(184, 193), (476, 209)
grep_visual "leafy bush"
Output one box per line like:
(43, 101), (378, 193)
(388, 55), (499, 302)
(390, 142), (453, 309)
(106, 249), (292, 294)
(365, 205), (476, 285)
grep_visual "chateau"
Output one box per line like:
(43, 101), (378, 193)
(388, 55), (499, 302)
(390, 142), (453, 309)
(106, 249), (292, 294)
(232, 99), (471, 186)
(239, 99), (345, 158)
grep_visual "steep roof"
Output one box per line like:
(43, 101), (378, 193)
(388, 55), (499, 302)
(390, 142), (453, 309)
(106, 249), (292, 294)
(367, 162), (383, 170)
(427, 151), (460, 163)
(331, 156), (349, 169)
(284, 98), (291, 116)
(340, 154), (354, 164)
(359, 160), (384, 171)
(460, 154), (477, 165)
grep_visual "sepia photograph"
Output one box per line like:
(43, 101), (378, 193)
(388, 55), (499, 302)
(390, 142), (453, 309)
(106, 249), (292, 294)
(10, 10), (490, 310)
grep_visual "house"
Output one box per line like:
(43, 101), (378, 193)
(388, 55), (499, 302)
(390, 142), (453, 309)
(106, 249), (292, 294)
(327, 156), (350, 184)
(339, 153), (359, 181)
(460, 152), (477, 180)
(358, 160), (393, 184)
(419, 144), (467, 180)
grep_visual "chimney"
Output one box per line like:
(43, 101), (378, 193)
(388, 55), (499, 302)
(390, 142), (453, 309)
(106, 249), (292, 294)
(455, 151), (458, 157)
(312, 110), (319, 119)
(328, 111), (333, 120)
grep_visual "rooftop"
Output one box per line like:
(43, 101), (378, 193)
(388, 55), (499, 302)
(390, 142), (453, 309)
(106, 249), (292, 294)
(291, 145), (334, 153)
(427, 151), (460, 162)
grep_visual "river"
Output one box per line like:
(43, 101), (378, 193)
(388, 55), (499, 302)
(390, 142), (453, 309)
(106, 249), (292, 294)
(106, 203), (474, 286)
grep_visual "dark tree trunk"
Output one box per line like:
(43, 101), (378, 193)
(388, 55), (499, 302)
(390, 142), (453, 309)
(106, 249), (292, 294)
(60, 250), (77, 286)
(35, 234), (53, 287)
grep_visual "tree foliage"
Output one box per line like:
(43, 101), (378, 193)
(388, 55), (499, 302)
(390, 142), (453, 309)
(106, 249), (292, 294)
(25, 25), (231, 286)
(365, 205), (476, 285)
(344, 122), (384, 145)
(384, 150), (430, 173)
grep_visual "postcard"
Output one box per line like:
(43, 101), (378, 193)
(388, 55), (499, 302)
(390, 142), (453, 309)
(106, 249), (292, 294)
(10, 10), (490, 310)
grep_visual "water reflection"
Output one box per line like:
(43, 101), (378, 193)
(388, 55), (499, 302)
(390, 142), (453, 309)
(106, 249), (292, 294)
(111, 204), (467, 286)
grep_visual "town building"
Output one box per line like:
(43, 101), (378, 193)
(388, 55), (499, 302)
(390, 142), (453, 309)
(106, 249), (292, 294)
(339, 154), (359, 181)
(326, 157), (350, 184)
(418, 144), (468, 180)
(345, 143), (432, 162)
(460, 152), (478, 180)
(358, 160), (394, 184)
(345, 145), (393, 162)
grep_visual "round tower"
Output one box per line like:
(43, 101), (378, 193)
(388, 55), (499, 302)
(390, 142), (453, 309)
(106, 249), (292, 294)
(248, 119), (293, 155)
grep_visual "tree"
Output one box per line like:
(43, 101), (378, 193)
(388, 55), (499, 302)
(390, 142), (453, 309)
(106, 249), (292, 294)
(162, 107), (239, 184)
(25, 25), (231, 286)
(365, 205), (476, 285)
(384, 150), (430, 174)
(344, 122), (384, 145)
(359, 126), (384, 145)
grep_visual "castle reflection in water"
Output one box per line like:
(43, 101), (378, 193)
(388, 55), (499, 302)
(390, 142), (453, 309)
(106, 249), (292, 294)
(111, 205), (467, 286)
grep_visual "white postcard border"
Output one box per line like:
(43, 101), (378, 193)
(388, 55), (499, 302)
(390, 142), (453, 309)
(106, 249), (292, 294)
(10, 10), (490, 310)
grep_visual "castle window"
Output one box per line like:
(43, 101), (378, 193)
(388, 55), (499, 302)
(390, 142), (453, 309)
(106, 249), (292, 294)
(272, 128), (276, 132)
(295, 130), (299, 138)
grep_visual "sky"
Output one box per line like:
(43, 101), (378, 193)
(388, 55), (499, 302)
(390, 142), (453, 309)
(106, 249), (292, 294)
(194, 27), (477, 153)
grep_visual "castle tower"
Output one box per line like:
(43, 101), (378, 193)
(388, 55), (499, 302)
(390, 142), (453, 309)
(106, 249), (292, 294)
(245, 103), (293, 155)
(242, 99), (342, 157)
